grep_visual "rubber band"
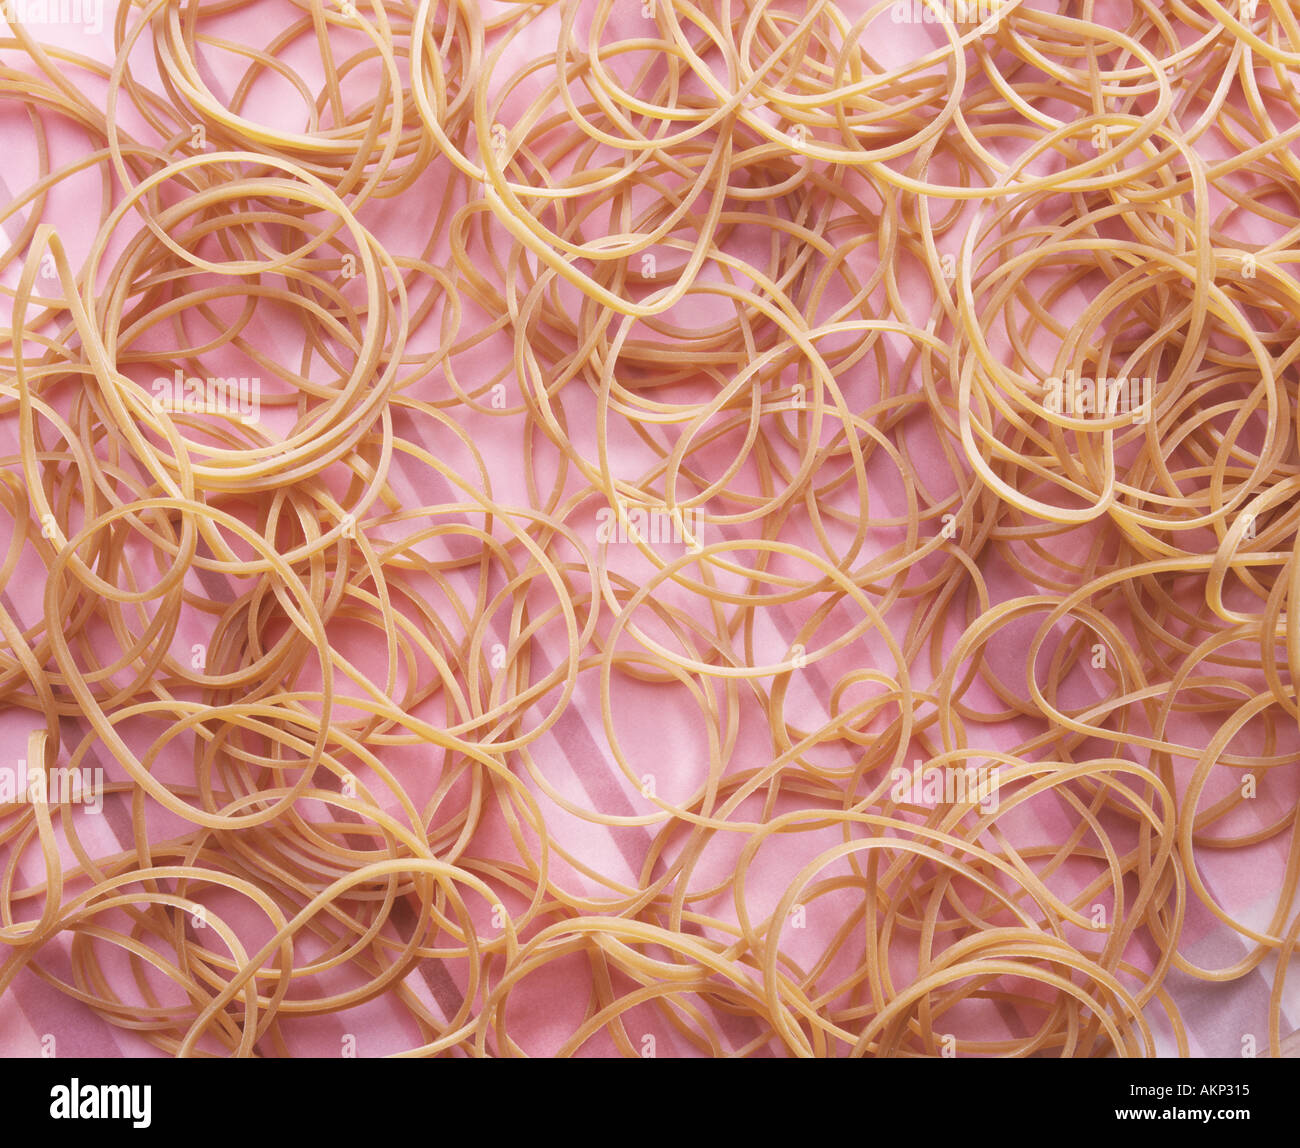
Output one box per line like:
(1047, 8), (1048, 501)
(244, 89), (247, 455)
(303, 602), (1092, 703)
(0, 0), (1295, 1058)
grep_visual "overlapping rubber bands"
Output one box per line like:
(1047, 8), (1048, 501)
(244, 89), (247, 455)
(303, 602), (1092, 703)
(0, 0), (1297, 1057)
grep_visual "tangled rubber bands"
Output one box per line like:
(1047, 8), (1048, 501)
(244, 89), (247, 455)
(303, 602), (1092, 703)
(0, 0), (1298, 1057)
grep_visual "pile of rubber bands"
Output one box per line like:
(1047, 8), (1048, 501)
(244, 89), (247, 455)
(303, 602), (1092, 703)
(1, 0), (1298, 1056)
